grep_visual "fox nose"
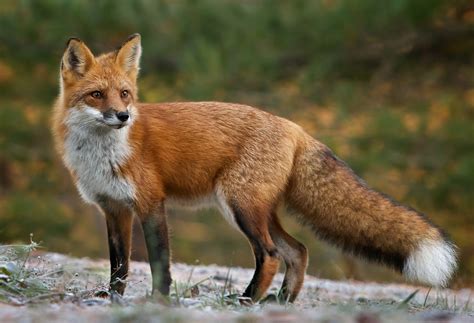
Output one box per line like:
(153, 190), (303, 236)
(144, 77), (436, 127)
(116, 111), (129, 122)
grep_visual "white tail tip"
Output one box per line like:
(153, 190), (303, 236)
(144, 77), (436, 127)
(403, 239), (457, 287)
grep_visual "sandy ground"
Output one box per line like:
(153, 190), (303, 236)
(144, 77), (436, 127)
(0, 252), (472, 322)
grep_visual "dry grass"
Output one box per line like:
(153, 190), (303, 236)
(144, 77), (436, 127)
(0, 242), (472, 322)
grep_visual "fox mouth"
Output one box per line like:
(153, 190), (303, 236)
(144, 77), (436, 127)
(100, 119), (129, 129)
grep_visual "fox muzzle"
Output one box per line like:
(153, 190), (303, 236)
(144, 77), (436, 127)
(102, 109), (131, 128)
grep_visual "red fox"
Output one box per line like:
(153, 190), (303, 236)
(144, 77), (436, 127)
(52, 34), (457, 302)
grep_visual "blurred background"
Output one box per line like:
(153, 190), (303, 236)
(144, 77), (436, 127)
(0, 0), (473, 288)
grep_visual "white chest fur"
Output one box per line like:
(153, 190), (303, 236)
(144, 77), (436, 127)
(63, 109), (135, 204)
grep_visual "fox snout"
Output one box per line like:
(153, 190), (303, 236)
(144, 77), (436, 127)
(102, 108), (131, 128)
(103, 109), (129, 121)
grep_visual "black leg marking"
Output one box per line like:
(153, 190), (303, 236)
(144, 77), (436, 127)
(230, 203), (280, 301)
(140, 203), (172, 296)
(99, 198), (133, 296)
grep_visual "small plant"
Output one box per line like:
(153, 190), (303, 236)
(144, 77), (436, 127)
(0, 235), (57, 304)
(397, 289), (419, 309)
(170, 266), (212, 306)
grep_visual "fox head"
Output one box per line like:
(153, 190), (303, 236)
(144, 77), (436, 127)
(59, 34), (142, 129)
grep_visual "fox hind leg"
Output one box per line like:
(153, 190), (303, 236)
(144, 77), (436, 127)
(268, 214), (308, 302)
(215, 140), (296, 302)
(222, 200), (280, 302)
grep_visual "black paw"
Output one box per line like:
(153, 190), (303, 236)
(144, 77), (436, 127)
(94, 290), (110, 298)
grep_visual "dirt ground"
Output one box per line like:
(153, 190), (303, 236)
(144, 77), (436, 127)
(0, 252), (472, 322)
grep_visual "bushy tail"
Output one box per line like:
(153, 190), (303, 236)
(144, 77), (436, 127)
(286, 136), (457, 287)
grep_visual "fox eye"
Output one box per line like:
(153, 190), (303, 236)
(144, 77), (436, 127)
(121, 90), (129, 99)
(90, 91), (103, 99)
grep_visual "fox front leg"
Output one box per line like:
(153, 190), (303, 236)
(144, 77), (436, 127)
(98, 198), (134, 296)
(138, 202), (172, 296)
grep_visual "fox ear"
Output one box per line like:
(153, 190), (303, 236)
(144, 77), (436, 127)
(61, 38), (95, 79)
(116, 33), (142, 79)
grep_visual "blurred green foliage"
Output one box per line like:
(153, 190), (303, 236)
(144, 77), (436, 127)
(0, 0), (473, 287)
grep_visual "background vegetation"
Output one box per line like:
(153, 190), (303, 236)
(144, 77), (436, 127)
(0, 0), (472, 287)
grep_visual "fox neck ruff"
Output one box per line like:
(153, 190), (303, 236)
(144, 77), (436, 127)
(62, 107), (136, 204)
